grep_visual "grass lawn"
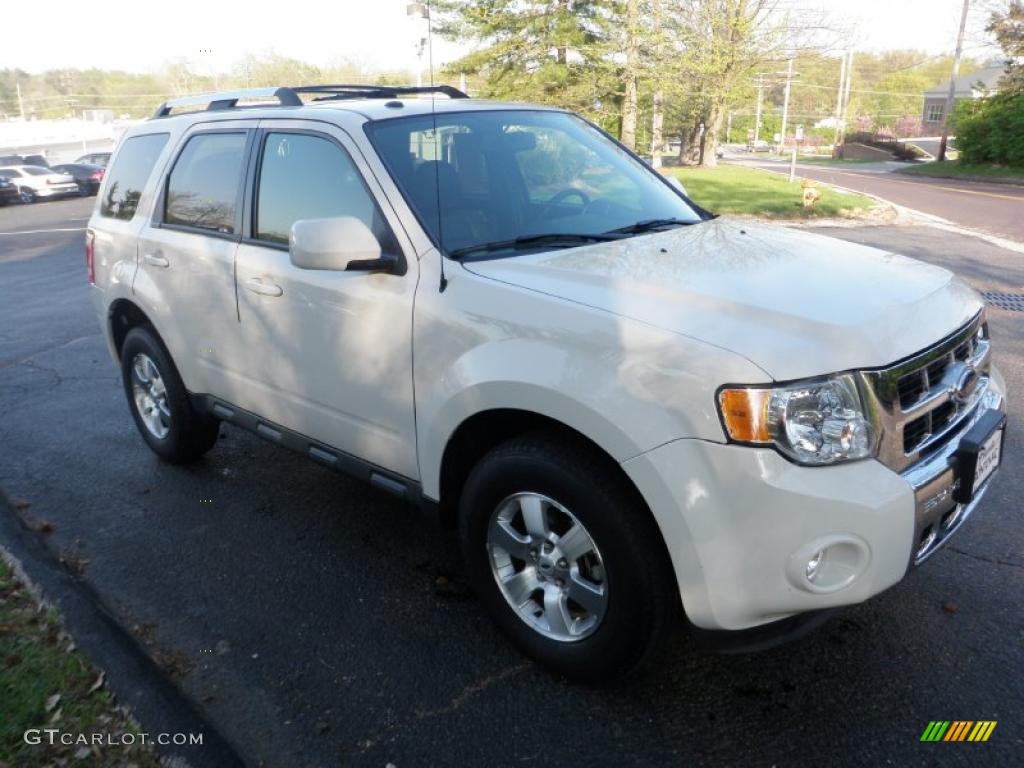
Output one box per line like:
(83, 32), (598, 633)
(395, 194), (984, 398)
(0, 558), (159, 767)
(664, 164), (876, 219)
(898, 161), (1024, 184)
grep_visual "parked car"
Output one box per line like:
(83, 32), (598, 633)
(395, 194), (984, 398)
(88, 84), (1006, 681)
(0, 165), (79, 202)
(0, 175), (18, 205)
(75, 152), (112, 168)
(21, 153), (49, 167)
(0, 154), (25, 166)
(51, 162), (105, 196)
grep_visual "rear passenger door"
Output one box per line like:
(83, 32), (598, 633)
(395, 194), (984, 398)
(232, 121), (419, 480)
(134, 121), (256, 397)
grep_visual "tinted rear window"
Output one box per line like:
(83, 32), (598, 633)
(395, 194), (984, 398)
(165, 132), (247, 234)
(100, 133), (169, 221)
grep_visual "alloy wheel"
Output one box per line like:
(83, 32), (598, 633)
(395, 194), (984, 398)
(131, 353), (171, 439)
(487, 492), (608, 642)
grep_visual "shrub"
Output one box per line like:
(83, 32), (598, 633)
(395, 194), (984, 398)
(953, 93), (1024, 167)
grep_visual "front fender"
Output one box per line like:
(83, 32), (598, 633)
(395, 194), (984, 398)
(414, 265), (769, 498)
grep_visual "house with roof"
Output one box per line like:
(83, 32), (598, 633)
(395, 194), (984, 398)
(921, 63), (1007, 130)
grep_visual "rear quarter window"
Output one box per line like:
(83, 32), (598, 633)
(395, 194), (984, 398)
(100, 133), (170, 221)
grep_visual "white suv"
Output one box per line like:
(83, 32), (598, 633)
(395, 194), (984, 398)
(88, 85), (1007, 680)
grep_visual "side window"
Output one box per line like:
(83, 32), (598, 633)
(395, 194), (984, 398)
(255, 132), (394, 249)
(165, 132), (247, 234)
(100, 133), (169, 221)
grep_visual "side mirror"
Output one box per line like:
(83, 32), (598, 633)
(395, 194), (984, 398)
(667, 177), (688, 197)
(289, 216), (396, 273)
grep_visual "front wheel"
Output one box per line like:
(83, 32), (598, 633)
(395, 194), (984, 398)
(459, 433), (678, 682)
(19, 187), (35, 204)
(120, 326), (219, 464)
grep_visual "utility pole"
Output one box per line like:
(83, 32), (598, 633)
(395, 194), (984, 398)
(650, 0), (665, 168)
(753, 75), (767, 146)
(837, 50), (854, 149)
(938, 0), (971, 162)
(779, 57), (795, 155)
(16, 82), (25, 120)
(833, 51), (847, 148)
(651, 90), (664, 168)
(407, 2), (430, 88)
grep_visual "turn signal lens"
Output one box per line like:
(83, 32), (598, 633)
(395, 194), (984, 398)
(718, 388), (771, 443)
(85, 229), (96, 284)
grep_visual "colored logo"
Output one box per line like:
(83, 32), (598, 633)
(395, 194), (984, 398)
(921, 721), (997, 742)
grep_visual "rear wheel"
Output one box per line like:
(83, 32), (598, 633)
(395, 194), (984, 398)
(120, 326), (219, 464)
(459, 433), (677, 682)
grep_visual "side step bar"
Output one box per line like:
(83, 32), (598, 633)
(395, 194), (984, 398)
(193, 394), (424, 506)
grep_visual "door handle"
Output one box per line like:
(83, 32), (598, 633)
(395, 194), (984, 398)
(143, 252), (169, 268)
(244, 277), (283, 297)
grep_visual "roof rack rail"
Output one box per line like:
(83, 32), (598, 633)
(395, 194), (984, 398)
(152, 84), (468, 118)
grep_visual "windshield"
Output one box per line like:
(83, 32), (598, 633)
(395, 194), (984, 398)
(23, 166), (54, 176)
(365, 110), (702, 257)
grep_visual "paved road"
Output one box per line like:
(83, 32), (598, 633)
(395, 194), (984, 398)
(729, 155), (1024, 243)
(1, 198), (1022, 767)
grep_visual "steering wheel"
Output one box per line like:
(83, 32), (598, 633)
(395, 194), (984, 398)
(540, 188), (592, 219)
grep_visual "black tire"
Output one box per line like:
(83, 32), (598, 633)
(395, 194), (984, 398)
(19, 187), (35, 204)
(120, 325), (219, 464)
(459, 432), (678, 682)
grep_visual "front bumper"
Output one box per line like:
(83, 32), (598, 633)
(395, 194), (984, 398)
(622, 366), (1006, 632)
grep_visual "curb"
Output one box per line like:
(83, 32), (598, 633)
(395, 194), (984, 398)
(0, 489), (246, 768)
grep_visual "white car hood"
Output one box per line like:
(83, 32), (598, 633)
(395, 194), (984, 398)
(461, 218), (983, 381)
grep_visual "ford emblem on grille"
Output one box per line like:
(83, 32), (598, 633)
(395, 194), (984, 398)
(952, 364), (980, 405)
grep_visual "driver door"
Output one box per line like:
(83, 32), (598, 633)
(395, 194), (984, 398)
(231, 121), (420, 480)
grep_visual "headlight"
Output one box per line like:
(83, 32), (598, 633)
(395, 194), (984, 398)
(717, 374), (877, 465)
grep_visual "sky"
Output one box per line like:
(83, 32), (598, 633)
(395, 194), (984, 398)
(0, 0), (1003, 75)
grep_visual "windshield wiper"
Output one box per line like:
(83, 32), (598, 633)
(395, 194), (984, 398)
(604, 218), (697, 235)
(449, 232), (623, 260)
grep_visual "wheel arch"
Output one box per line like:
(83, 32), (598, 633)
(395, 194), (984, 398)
(108, 298), (163, 360)
(437, 408), (649, 533)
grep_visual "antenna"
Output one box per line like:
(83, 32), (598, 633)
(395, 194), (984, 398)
(409, 1), (448, 292)
(427, 3), (448, 292)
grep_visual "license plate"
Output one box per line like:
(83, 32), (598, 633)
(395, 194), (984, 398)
(973, 426), (1003, 495)
(954, 409), (1006, 503)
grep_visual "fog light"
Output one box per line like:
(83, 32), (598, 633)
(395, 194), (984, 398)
(806, 549), (825, 581)
(787, 535), (870, 594)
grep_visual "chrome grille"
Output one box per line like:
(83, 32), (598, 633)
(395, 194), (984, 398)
(860, 313), (991, 473)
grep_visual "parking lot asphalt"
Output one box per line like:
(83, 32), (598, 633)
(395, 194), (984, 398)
(1, 197), (1022, 767)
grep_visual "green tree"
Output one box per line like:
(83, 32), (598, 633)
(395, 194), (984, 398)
(988, 0), (1024, 93)
(434, 0), (620, 128)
